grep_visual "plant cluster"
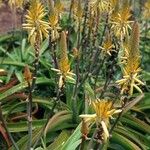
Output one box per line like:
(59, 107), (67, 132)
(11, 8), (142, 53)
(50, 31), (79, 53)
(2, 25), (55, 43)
(0, 0), (150, 150)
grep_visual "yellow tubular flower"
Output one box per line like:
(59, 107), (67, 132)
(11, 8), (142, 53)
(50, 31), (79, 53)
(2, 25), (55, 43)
(23, 0), (49, 44)
(100, 33), (116, 56)
(111, 5), (133, 39)
(80, 99), (121, 142)
(51, 31), (75, 88)
(116, 21), (144, 95)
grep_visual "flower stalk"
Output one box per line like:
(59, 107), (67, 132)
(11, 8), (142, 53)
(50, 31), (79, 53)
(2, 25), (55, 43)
(23, 1), (49, 149)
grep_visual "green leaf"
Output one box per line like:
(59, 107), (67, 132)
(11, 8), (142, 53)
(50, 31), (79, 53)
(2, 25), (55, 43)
(47, 130), (70, 150)
(123, 126), (150, 148)
(84, 82), (95, 100)
(40, 39), (49, 56)
(7, 119), (46, 132)
(4, 98), (53, 119)
(0, 77), (54, 102)
(9, 129), (42, 150)
(142, 70), (150, 81)
(34, 147), (44, 150)
(44, 111), (72, 137)
(121, 114), (150, 134)
(0, 34), (12, 42)
(114, 126), (147, 149)
(111, 132), (142, 150)
(15, 70), (24, 83)
(61, 123), (82, 150)
(0, 47), (15, 61)
(0, 59), (33, 69)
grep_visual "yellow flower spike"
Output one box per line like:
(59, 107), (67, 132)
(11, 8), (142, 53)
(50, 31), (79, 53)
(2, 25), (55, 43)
(111, 3), (133, 39)
(76, 0), (83, 20)
(51, 31), (75, 88)
(90, 0), (110, 13)
(100, 33), (116, 56)
(110, 0), (118, 8)
(58, 31), (70, 75)
(73, 0), (83, 26)
(80, 99), (121, 142)
(54, 0), (64, 14)
(143, 1), (150, 20)
(48, 0), (60, 41)
(23, 0), (49, 44)
(8, 0), (24, 8)
(116, 22), (144, 95)
(71, 0), (78, 14)
(49, 9), (58, 28)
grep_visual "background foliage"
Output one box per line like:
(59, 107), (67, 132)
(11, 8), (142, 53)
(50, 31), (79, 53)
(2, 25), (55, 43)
(0, 0), (150, 150)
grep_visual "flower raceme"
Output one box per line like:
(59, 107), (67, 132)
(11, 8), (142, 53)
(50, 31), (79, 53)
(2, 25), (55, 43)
(54, 0), (64, 15)
(116, 21), (144, 95)
(111, 4), (133, 39)
(143, 1), (150, 20)
(80, 99), (121, 142)
(72, 0), (83, 28)
(90, 0), (110, 13)
(48, 0), (60, 41)
(51, 31), (75, 88)
(8, 0), (24, 8)
(23, 0), (49, 44)
(100, 33), (116, 56)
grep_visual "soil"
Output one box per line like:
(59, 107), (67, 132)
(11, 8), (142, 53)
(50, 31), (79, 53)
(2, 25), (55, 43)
(0, 3), (21, 34)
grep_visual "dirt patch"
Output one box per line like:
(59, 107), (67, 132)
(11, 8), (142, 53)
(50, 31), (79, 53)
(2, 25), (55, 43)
(0, 3), (21, 34)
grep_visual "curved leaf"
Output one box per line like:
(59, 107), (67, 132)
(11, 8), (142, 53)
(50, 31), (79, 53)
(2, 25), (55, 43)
(111, 132), (142, 150)
(114, 126), (147, 150)
(61, 123), (82, 150)
(121, 114), (150, 134)
(0, 77), (54, 102)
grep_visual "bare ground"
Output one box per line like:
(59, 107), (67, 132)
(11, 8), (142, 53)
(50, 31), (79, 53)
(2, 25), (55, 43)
(0, 3), (21, 34)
